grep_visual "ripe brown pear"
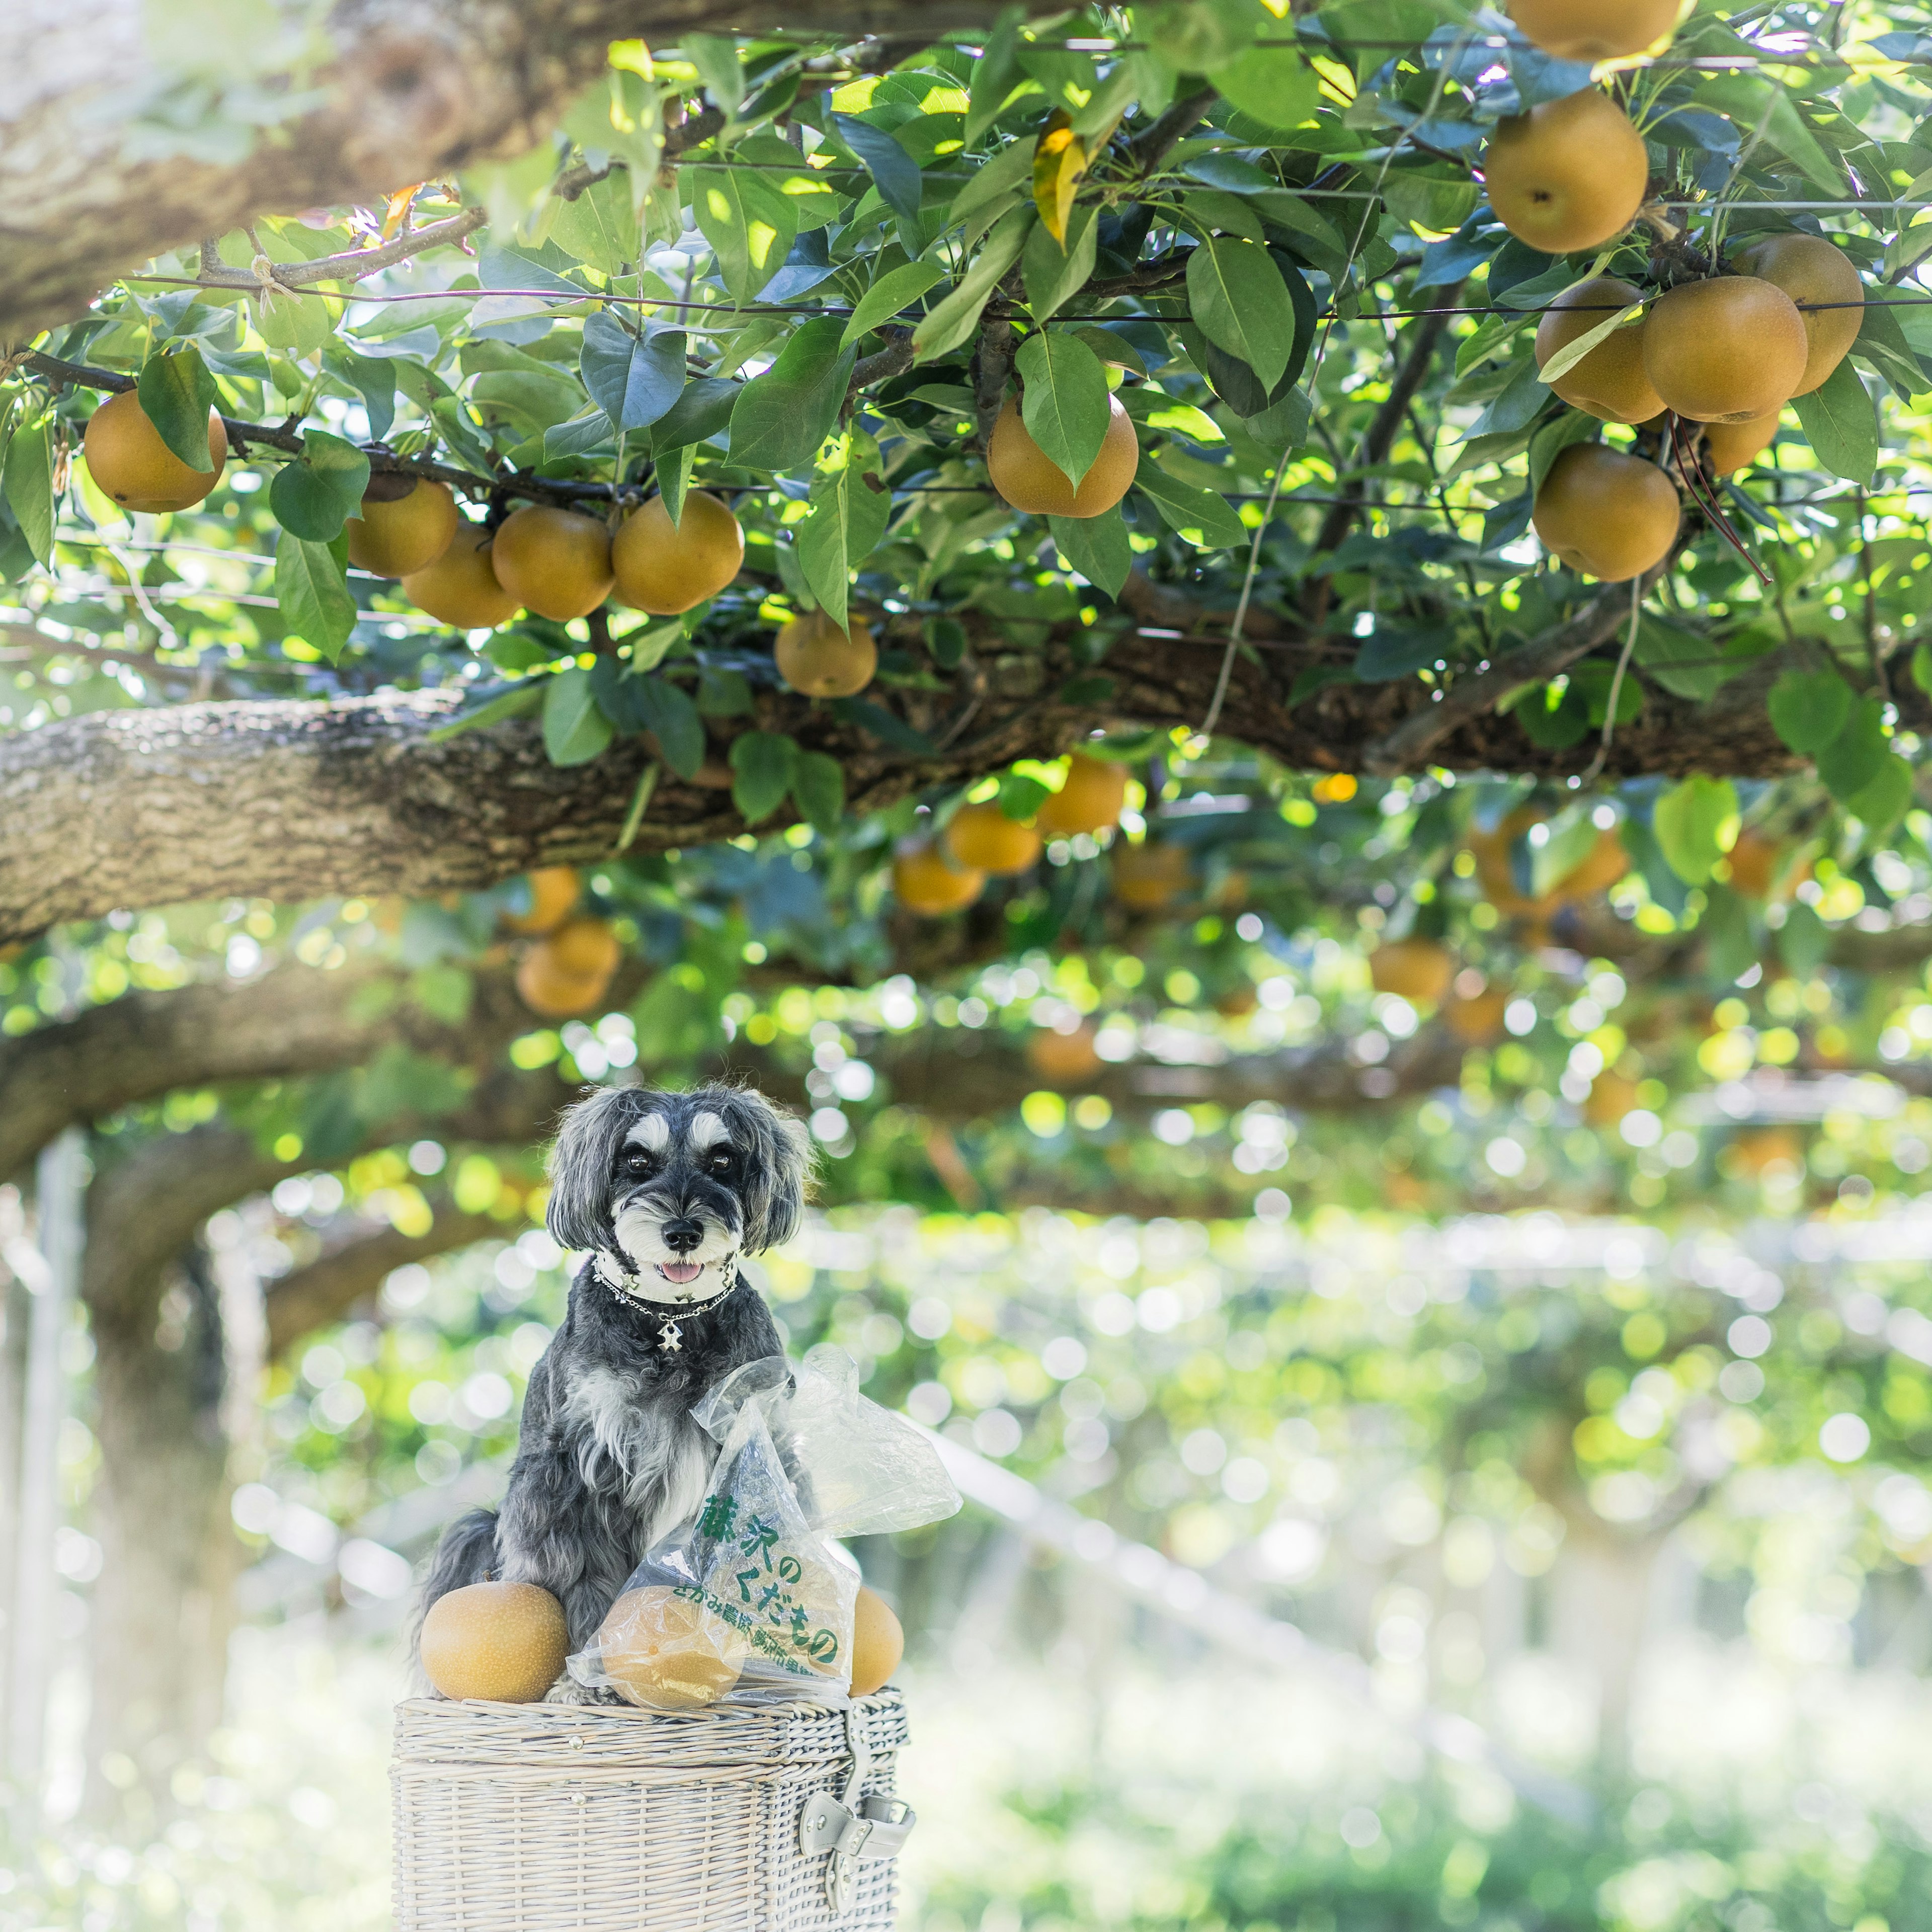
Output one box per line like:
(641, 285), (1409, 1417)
(1732, 233), (1864, 397)
(420, 1582), (568, 1703)
(403, 523), (522, 629)
(1532, 444), (1679, 582)
(946, 801), (1041, 875)
(83, 389), (227, 513)
(848, 1587), (904, 1699)
(1484, 91), (1649, 256)
(596, 1586), (748, 1710)
(611, 491), (745, 614)
(489, 505), (615, 621)
(1535, 279), (1662, 424)
(987, 395), (1139, 517)
(1508, 0), (1680, 59)
(1642, 277), (1808, 423)
(1370, 938), (1455, 1006)
(1035, 753), (1128, 837)
(774, 610), (877, 697)
(1112, 840), (1190, 912)
(345, 478), (460, 578)
(893, 842), (985, 915)
(503, 867), (580, 935)
(1700, 410), (1782, 476)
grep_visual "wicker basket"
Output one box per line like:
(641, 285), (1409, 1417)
(391, 1689), (912, 1932)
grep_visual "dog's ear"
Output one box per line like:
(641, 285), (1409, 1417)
(713, 1087), (816, 1252)
(546, 1086), (643, 1254)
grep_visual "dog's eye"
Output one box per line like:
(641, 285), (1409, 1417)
(709, 1152), (733, 1173)
(624, 1150), (654, 1174)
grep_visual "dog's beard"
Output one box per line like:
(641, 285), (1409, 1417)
(610, 1199), (741, 1302)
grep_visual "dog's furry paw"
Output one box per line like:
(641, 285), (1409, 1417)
(545, 1676), (622, 1706)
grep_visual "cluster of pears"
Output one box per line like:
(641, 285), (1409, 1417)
(888, 755), (1194, 919)
(502, 867), (624, 1018)
(419, 1577), (904, 1706)
(373, 487), (747, 628)
(1528, 235), (1863, 581)
(78, 391), (748, 624)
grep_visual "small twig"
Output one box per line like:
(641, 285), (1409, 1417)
(614, 763), (660, 853)
(1129, 88), (1217, 178)
(193, 209), (487, 292)
(20, 352), (621, 509)
(1579, 579), (1646, 786)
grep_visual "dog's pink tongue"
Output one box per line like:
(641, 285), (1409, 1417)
(659, 1260), (702, 1285)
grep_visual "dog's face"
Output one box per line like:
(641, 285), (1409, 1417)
(546, 1085), (814, 1305)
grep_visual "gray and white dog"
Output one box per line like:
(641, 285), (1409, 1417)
(417, 1082), (815, 1686)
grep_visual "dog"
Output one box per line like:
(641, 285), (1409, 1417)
(417, 1082), (815, 1692)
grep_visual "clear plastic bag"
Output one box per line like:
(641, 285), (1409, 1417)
(569, 1345), (960, 1710)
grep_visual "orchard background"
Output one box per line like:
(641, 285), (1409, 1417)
(7, 0), (1932, 1926)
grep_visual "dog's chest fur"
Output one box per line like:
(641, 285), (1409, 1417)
(560, 1364), (713, 1547)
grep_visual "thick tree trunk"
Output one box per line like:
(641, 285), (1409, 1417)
(83, 1243), (237, 1823)
(0, 0), (1026, 341)
(1545, 1520), (1665, 1768)
(0, 592), (1815, 943)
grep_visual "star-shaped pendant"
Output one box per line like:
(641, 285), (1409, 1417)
(658, 1321), (683, 1353)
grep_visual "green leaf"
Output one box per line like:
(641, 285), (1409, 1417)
(1021, 202), (1100, 323)
(731, 731), (798, 824)
(135, 344), (222, 472)
(1536, 302), (1645, 388)
(1793, 359), (1877, 483)
(1528, 411), (1601, 495)
(1767, 668), (1853, 755)
(947, 135), (1036, 238)
(428, 683), (543, 742)
(274, 533), (356, 663)
(635, 675), (706, 779)
(913, 204), (1034, 362)
(692, 167), (798, 303)
(580, 313), (686, 431)
(1652, 773), (1739, 886)
(1208, 43), (1319, 130)
(1778, 899), (1831, 978)
(1015, 331), (1111, 488)
(2, 417), (54, 568)
(657, 443), (696, 526)
(798, 430), (892, 634)
(542, 666), (614, 766)
(650, 378), (739, 456)
(548, 173), (642, 277)
(1135, 464), (1246, 549)
(268, 429), (370, 542)
(255, 289), (333, 357)
(728, 319), (857, 472)
(1852, 298), (1924, 402)
(1846, 751), (1915, 831)
(964, 11), (1026, 143)
(839, 260), (947, 349)
(791, 750), (846, 835)
(1185, 237), (1295, 391)
(832, 113), (925, 232)
(1049, 507), (1131, 596)
(1816, 695), (1891, 806)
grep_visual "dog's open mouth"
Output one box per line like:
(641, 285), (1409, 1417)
(655, 1260), (704, 1285)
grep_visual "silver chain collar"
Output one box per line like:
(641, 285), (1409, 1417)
(593, 1253), (741, 1353)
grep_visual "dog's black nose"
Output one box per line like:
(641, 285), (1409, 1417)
(662, 1218), (704, 1253)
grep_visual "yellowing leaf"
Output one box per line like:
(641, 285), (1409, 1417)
(381, 185), (423, 242)
(1032, 110), (1088, 245)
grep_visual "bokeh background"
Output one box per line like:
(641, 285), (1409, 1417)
(6, 875), (1932, 1932)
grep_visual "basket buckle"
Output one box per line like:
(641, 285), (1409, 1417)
(799, 1710), (917, 1914)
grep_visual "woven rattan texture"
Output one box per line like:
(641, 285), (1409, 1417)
(391, 1691), (907, 1932)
